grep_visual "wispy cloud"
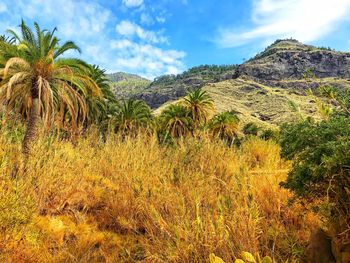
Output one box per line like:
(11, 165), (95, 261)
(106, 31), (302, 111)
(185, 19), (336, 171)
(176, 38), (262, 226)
(116, 20), (168, 44)
(111, 39), (185, 79)
(216, 0), (350, 48)
(122, 0), (144, 8)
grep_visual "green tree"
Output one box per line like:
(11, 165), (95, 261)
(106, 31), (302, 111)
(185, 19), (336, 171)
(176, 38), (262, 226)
(182, 88), (214, 127)
(208, 111), (240, 144)
(0, 21), (101, 154)
(260, 128), (279, 141)
(112, 98), (153, 136)
(159, 104), (192, 138)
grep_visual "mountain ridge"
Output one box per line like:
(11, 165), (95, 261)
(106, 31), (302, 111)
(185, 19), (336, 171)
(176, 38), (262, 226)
(108, 39), (350, 126)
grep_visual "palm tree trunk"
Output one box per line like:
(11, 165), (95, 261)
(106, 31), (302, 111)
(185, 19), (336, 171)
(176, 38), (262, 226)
(22, 97), (40, 155)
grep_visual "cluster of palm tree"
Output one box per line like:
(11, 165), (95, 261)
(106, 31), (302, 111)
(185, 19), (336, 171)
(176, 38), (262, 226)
(109, 87), (241, 144)
(161, 89), (242, 144)
(158, 89), (240, 142)
(159, 88), (215, 138)
(0, 21), (243, 154)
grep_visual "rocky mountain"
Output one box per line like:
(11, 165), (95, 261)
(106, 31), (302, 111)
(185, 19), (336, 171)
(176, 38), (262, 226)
(135, 65), (237, 108)
(109, 39), (350, 126)
(239, 39), (350, 81)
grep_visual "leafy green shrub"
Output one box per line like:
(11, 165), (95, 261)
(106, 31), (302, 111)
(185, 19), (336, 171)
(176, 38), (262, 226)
(280, 87), (350, 248)
(281, 116), (349, 196)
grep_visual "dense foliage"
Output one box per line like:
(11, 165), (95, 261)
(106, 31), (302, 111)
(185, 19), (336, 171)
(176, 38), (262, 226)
(280, 87), (350, 250)
(208, 111), (240, 145)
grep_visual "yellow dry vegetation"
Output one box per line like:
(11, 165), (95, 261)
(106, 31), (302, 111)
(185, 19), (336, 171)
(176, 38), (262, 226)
(0, 130), (319, 262)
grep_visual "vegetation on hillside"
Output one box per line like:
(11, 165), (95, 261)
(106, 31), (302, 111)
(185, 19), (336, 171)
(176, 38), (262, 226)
(249, 38), (337, 62)
(108, 72), (150, 100)
(152, 64), (238, 87)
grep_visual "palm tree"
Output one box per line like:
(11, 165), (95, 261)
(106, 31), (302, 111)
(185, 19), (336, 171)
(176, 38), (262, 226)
(159, 104), (192, 138)
(112, 98), (153, 136)
(182, 88), (214, 128)
(86, 65), (117, 125)
(208, 111), (240, 143)
(0, 21), (101, 154)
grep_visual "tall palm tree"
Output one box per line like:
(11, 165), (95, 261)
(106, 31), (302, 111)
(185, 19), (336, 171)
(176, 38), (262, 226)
(112, 98), (153, 136)
(208, 111), (240, 143)
(0, 21), (101, 154)
(159, 104), (192, 138)
(182, 88), (214, 128)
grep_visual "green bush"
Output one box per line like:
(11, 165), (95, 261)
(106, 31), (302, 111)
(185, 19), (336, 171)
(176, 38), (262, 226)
(280, 116), (350, 196)
(280, 87), (350, 246)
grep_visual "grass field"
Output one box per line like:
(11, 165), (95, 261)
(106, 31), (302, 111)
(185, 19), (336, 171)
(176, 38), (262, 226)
(0, 128), (320, 262)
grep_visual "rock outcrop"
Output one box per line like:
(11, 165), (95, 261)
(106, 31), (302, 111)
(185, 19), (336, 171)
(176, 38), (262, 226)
(238, 39), (350, 82)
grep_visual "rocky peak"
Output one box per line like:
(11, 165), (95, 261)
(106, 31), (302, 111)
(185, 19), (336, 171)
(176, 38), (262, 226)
(238, 39), (350, 81)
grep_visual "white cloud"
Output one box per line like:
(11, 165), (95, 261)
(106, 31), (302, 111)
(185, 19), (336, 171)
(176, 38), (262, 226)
(116, 20), (168, 44)
(122, 0), (144, 8)
(111, 39), (186, 79)
(216, 0), (350, 47)
(8, 0), (111, 38)
(0, 0), (185, 79)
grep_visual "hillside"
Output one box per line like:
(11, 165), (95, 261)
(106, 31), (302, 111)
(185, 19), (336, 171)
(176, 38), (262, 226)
(124, 39), (350, 126)
(107, 72), (149, 82)
(135, 65), (238, 108)
(107, 72), (151, 99)
(155, 77), (322, 127)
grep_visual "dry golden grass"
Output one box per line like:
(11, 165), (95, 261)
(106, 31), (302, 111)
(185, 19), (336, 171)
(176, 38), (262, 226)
(0, 130), (319, 262)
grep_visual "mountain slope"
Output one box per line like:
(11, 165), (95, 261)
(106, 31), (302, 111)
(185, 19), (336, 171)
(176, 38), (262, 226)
(107, 72), (151, 99)
(107, 72), (149, 82)
(110, 40), (350, 126)
(134, 65), (238, 108)
(155, 77), (321, 127)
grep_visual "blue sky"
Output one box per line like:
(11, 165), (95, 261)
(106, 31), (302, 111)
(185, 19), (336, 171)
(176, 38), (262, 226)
(1, 0), (350, 79)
